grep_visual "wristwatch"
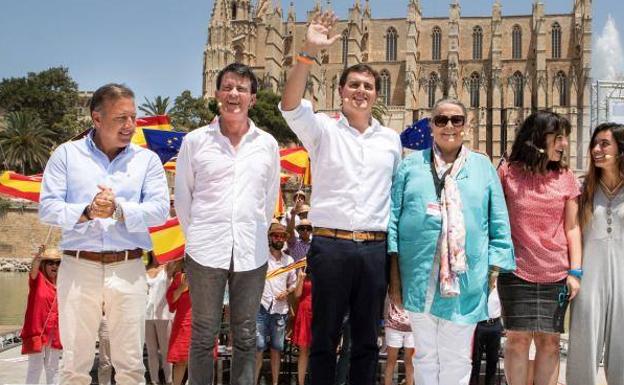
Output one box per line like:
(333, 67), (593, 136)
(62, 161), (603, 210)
(112, 202), (123, 222)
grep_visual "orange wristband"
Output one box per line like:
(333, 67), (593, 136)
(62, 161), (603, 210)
(296, 55), (314, 65)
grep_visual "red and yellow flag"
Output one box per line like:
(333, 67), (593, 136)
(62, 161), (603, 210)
(164, 158), (177, 173)
(266, 258), (306, 279)
(274, 186), (285, 218)
(148, 217), (186, 263)
(0, 171), (42, 202)
(132, 115), (172, 147)
(279, 147), (311, 185)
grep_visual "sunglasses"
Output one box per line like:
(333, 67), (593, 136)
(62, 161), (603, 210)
(296, 226), (313, 232)
(433, 115), (465, 128)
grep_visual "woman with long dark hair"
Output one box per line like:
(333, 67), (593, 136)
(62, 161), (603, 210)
(567, 123), (624, 385)
(497, 111), (582, 385)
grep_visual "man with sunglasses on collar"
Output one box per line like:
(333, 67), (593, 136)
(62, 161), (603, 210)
(279, 11), (402, 385)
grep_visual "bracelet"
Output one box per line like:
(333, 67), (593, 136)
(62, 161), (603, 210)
(568, 268), (583, 279)
(298, 51), (316, 61)
(296, 55), (314, 65)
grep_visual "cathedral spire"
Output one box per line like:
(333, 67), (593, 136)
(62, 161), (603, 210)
(287, 1), (295, 22)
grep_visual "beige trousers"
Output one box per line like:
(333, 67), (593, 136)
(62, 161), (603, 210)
(57, 255), (147, 385)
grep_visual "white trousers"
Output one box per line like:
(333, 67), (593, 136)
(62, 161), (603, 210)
(145, 319), (172, 384)
(408, 312), (476, 385)
(57, 256), (147, 385)
(25, 346), (61, 384)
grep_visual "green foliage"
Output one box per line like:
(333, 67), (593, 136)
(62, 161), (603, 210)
(169, 91), (214, 131)
(0, 67), (79, 141)
(248, 89), (298, 145)
(52, 109), (92, 142)
(372, 100), (388, 125)
(139, 96), (172, 116)
(0, 111), (55, 174)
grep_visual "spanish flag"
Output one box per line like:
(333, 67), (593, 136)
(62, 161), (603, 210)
(164, 158), (177, 173)
(132, 115), (172, 147)
(148, 217), (186, 263)
(266, 258), (306, 280)
(274, 187), (285, 218)
(0, 171), (42, 202)
(280, 147), (311, 185)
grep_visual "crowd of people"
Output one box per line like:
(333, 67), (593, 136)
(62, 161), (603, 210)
(16, 9), (623, 385)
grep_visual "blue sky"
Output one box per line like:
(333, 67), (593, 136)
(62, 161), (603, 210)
(0, 0), (618, 105)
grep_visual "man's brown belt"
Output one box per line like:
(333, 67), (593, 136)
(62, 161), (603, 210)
(313, 227), (387, 242)
(63, 249), (143, 264)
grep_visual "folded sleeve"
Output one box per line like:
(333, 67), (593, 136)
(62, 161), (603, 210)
(279, 99), (325, 152)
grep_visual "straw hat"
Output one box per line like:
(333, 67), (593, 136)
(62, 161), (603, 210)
(268, 223), (288, 235)
(298, 204), (311, 214)
(40, 248), (62, 262)
(296, 219), (313, 228)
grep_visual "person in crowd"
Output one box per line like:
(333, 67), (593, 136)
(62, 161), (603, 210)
(387, 98), (515, 385)
(21, 246), (62, 385)
(283, 190), (307, 226)
(98, 313), (112, 385)
(286, 211), (313, 262)
(166, 260), (191, 385)
(255, 223), (297, 385)
(280, 11), (402, 385)
(567, 122), (624, 385)
(497, 111), (582, 385)
(292, 268), (312, 385)
(175, 62), (280, 385)
(383, 296), (414, 385)
(145, 252), (173, 385)
(39, 83), (170, 385)
(469, 288), (503, 385)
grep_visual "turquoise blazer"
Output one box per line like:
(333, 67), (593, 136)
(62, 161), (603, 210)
(387, 149), (515, 325)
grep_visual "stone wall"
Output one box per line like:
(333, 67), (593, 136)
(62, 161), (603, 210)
(0, 205), (62, 259)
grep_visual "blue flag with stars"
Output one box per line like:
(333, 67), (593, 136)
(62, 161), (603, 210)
(143, 129), (186, 164)
(400, 117), (432, 150)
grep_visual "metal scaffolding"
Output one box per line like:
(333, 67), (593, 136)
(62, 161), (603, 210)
(591, 80), (624, 129)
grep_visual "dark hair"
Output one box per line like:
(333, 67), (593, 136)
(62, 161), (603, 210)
(339, 64), (381, 92)
(89, 83), (134, 114)
(579, 122), (624, 228)
(508, 110), (571, 173)
(216, 63), (258, 94)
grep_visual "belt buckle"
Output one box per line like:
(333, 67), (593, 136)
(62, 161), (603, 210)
(352, 231), (366, 242)
(486, 318), (496, 325)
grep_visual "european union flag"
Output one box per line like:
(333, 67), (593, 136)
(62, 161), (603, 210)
(401, 118), (432, 150)
(143, 129), (186, 164)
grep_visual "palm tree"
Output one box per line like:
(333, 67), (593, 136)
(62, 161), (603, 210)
(0, 111), (55, 174)
(139, 96), (171, 116)
(372, 100), (389, 125)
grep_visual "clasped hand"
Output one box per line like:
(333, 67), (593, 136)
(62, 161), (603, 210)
(89, 184), (116, 219)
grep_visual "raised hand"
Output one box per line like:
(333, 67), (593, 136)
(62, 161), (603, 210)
(305, 11), (341, 54)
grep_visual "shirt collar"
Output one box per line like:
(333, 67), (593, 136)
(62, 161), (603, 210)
(209, 116), (260, 144)
(86, 128), (132, 158)
(336, 112), (381, 136)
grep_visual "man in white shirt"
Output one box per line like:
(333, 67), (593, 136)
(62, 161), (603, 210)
(279, 11), (402, 385)
(255, 223), (297, 385)
(174, 63), (281, 385)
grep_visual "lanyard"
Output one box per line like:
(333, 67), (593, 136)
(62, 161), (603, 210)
(430, 149), (455, 202)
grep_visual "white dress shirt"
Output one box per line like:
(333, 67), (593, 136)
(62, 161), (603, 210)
(174, 119), (280, 271)
(261, 251), (297, 315)
(145, 268), (172, 320)
(280, 99), (402, 231)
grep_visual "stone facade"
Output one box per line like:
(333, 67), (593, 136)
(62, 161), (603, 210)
(0, 204), (62, 259)
(202, 0), (592, 166)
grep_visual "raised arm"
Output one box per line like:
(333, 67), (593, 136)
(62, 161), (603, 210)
(280, 11), (341, 111)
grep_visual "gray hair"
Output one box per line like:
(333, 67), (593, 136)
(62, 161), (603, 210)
(432, 98), (467, 117)
(89, 83), (135, 114)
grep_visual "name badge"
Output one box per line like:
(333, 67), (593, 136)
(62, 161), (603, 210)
(426, 202), (441, 217)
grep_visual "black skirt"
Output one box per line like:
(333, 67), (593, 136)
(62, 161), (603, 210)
(498, 273), (569, 333)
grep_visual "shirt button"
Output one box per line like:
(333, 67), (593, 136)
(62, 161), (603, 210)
(607, 227), (612, 233)
(607, 218), (612, 225)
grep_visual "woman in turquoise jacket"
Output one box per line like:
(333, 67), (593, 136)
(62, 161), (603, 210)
(387, 98), (515, 385)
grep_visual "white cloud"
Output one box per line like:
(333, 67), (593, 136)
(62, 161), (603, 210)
(593, 15), (624, 81)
